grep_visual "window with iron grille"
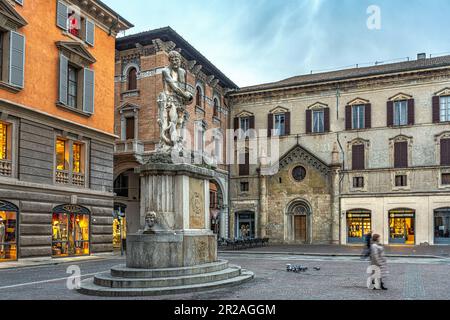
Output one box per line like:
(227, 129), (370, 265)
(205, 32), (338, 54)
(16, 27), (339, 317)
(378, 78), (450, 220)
(353, 177), (364, 188)
(395, 175), (408, 187)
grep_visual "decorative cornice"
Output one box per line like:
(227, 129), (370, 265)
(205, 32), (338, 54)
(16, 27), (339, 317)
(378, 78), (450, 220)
(307, 102), (328, 110)
(276, 145), (331, 176)
(56, 41), (97, 65)
(388, 92), (413, 101)
(0, 0), (27, 31)
(347, 97), (370, 106)
(435, 87), (450, 97)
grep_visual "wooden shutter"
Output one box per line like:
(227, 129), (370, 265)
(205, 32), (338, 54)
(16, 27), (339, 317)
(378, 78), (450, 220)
(56, 1), (68, 30)
(83, 68), (95, 114)
(352, 144), (365, 170)
(365, 104), (372, 129)
(433, 96), (441, 123)
(387, 101), (394, 127)
(441, 139), (450, 166)
(85, 19), (95, 46)
(267, 114), (273, 137)
(306, 110), (312, 133)
(324, 108), (330, 132)
(9, 31), (25, 88)
(285, 112), (291, 136)
(126, 117), (135, 140)
(59, 54), (69, 105)
(249, 116), (255, 129)
(345, 105), (352, 130)
(394, 141), (408, 168)
(408, 99), (415, 125)
(233, 117), (239, 140)
(239, 152), (249, 176)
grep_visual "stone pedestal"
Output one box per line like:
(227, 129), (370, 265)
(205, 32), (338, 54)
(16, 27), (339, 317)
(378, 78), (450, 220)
(79, 155), (253, 297)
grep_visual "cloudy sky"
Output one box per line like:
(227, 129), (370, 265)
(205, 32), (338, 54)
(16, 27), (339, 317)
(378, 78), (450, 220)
(103, 0), (450, 87)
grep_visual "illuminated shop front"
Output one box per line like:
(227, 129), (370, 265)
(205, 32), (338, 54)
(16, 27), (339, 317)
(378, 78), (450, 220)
(235, 212), (255, 239)
(346, 210), (372, 243)
(434, 208), (450, 244)
(0, 201), (18, 262)
(389, 209), (415, 245)
(52, 205), (90, 257)
(113, 203), (127, 250)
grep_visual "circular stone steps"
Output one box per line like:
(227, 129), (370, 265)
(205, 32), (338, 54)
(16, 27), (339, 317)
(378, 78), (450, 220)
(78, 260), (254, 297)
(110, 260), (230, 278)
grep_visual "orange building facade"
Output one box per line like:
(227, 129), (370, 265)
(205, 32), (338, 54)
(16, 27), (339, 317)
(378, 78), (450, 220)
(0, 0), (132, 262)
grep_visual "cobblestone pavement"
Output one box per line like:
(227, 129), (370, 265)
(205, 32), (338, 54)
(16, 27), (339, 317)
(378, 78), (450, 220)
(0, 253), (448, 300)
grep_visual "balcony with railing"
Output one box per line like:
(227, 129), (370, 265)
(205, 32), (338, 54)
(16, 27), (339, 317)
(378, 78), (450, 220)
(56, 170), (70, 184)
(72, 172), (86, 187)
(114, 140), (145, 154)
(56, 170), (86, 187)
(0, 159), (12, 177)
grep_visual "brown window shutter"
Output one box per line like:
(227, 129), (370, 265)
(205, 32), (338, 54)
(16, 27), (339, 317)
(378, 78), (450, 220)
(352, 144), (365, 170)
(387, 101), (394, 127)
(433, 96), (441, 123)
(125, 117), (135, 140)
(306, 110), (312, 133)
(441, 139), (450, 166)
(267, 113), (273, 137)
(239, 152), (250, 176)
(365, 104), (372, 129)
(324, 108), (330, 132)
(408, 99), (415, 125)
(285, 112), (291, 136)
(234, 117), (239, 140)
(249, 116), (255, 129)
(345, 105), (352, 130)
(394, 141), (408, 168)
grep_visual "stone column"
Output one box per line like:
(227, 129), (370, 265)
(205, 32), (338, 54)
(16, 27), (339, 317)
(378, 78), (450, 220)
(330, 143), (342, 244)
(259, 168), (268, 238)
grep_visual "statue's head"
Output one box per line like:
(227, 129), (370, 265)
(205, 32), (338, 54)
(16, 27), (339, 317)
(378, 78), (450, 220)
(145, 211), (157, 225)
(168, 51), (182, 70)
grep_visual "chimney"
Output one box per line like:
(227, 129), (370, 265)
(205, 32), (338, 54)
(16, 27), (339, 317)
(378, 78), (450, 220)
(417, 53), (426, 60)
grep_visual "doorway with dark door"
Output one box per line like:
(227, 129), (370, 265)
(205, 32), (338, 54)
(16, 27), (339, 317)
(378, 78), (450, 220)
(294, 215), (307, 242)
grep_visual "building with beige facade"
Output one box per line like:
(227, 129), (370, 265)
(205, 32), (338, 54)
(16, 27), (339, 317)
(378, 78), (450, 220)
(228, 54), (450, 246)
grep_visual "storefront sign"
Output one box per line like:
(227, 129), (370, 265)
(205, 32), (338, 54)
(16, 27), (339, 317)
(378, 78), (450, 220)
(347, 213), (371, 218)
(53, 204), (90, 215)
(390, 213), (414, 218)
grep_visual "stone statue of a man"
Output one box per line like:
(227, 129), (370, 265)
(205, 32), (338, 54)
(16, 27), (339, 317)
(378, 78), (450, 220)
(157, 51), (193, 152)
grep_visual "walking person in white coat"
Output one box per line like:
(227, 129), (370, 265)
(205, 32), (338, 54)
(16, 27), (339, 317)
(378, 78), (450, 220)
(369, 234), (388, 290)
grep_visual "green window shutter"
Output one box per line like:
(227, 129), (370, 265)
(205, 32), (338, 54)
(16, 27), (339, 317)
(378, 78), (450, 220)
(85, 19), (95, 46)
(56, 1), (68, 30)
(9, 31), (25, 88)
(83, 68), (95, 114)
(59, 54), (68, 105)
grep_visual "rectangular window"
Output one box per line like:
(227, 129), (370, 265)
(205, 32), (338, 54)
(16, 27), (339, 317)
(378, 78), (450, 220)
(72, 143), (82, 173)
(352, 105), (365, 129)
(240, 182), (249, 192)
(353, 177), (364, 188)
(395, 175), (408, 187)
(352, 144), (365, 170)
(441, 138), (450, 166)
(394, 141), (408, 168)
(114, 174), (129, 198)
(313, 110), (324, 133)
(274, 114), (286, 136)
(0, 122), (7, 160)
(67, 65), (78, 108)
(394, 100), (408, 126)
(440, 96), (450, 122)
(239, 152), (249, 176)
(125, 117), (135, 140)
(56, 139), (67, 171)
(442, 173), (450, 185)
(240, 117), (249, 133)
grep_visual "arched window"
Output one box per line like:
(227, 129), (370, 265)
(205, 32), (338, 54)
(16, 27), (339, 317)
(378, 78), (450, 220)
(128, 68), (137, 91)
(196, 87), (203, 108)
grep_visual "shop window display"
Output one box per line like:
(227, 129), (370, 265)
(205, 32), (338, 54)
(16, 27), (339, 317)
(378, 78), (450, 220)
(347, 211), (371, 243)
(389, 209), (415, 245)
(52, 205), (90, 257)
(434, 208), (450, 244)
(0, 210), (17, 262)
